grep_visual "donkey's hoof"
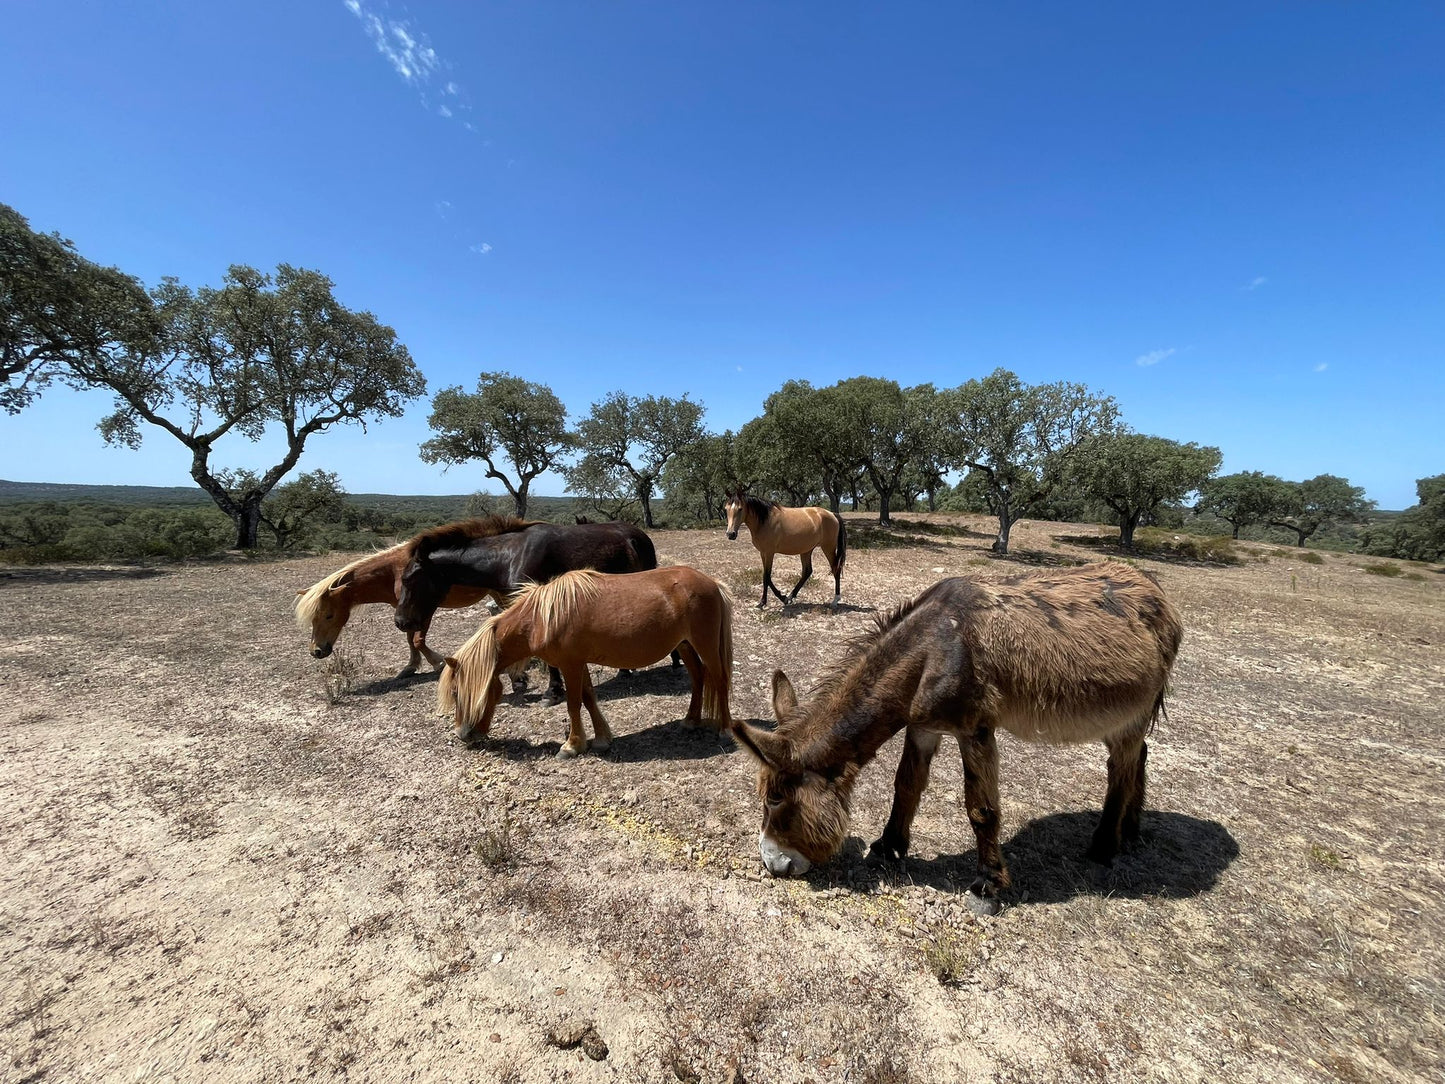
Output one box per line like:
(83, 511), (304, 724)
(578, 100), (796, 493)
(964, 879), (1003, 916)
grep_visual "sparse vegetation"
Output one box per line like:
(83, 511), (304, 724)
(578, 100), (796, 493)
(1362, 561), (1402, 577)
(922, 928), (978, 986)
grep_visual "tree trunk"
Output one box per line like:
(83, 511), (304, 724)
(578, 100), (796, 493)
(1120, 514), (1141, 550)
(513, 480), (530, 519)
(235, 497), (263, 549)
(1232, 523), (1240, 539)
(926, 487), (937, 513)
(992, 493), (1013, 553)
(877, 488), (894, 525)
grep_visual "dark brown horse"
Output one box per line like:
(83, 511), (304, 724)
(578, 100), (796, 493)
(724, 489), (846, 609)
(395, 516), (673, 701)
(730, 562), (1183, 915)
(439, 567), (734, 757)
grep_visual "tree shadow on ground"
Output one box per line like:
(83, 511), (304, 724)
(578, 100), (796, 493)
(884, 517), (995, 541)
(984, 548), (1089, 569)
(804, 810), (1239, 906)
(0, 566), (170, 586)
(1056, 533), (1241, 568)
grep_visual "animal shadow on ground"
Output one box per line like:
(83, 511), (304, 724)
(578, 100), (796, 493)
(819, 810), (1238, 905)
(349, 669), (442, 697)
(758, 601), (876, 619)
(0, 566), (169, 586)
(466, 716), (733, 763)
(593, 662), (695, 702)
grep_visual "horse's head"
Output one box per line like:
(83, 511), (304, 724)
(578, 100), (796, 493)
(436, 625), (503, 741)
(298, 570), (356, 658)
(724, 489), (747, 540)
(731, 670), (856, 877)
(395, 551), (444, 632)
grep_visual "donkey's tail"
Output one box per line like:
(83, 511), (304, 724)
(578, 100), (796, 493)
(1147, 686), (1169, 736)
(833, 513), (848, 574)
(704, 587), (734, 723)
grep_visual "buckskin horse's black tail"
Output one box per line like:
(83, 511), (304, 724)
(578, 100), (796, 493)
(833, 513), (847, 575)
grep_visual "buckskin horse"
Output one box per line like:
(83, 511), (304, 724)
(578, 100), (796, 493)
(295, 544), (495, 678)
(394, 516), (676, 702)
(438, 567), (734, 758)
(730, 562), (1183, 915)
(723, 489), (847, 609)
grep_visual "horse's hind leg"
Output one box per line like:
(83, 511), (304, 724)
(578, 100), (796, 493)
(1088, 726), (1148, 865)
(788, 553), (814, 601)
(869, 727), (941, 863)
(959, 726), (1009, 916)
(675, 641), (706, 723)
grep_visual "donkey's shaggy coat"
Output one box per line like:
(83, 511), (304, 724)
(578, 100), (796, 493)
(732, 561), (1183, 913)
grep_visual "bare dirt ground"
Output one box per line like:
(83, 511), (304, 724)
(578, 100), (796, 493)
(2, 516), (1442, 1084)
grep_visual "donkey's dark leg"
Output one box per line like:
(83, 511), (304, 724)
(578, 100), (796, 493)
(959, 726), (1008, 915)
(675, 642), (706, 722)
(869, 727), (942, 863)
(1088, 728), (1148, 865)
(541, 664), (566, 707)
(788, 553), (814, 601)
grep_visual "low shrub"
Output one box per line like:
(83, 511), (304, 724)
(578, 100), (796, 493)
(1362, 562), (1402, 578)
(1131, 528), (1240, 564)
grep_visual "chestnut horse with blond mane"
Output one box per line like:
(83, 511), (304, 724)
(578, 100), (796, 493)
(724, 489), (847, 609)
(731, 562), (1182, 915)
(439, 567), (734, 759)
(294, 543), (495, 677)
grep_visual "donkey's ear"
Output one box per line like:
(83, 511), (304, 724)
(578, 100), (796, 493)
(730, 721), (792, 770)
(771, 670), (798, 721)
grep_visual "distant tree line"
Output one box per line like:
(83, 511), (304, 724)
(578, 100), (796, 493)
(4, 200), (1439, 563)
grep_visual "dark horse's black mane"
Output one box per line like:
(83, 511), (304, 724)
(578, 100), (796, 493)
(744, 495), (776, 525)
(411, 516), (536, 557)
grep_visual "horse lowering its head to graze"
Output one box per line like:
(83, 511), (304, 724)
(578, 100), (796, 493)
(730, 561), (1182, 915)
(395, 515), (671, 702)
(724, 488), (847, 609)
(294, 545), (493, 678)
(439, 567), (734, 758)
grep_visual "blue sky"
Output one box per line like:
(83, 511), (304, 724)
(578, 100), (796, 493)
(2, 2), (1441, 507)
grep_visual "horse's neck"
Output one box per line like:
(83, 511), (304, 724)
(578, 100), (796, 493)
(348, 557), (405, 605)
(794, 647), (925, 771)
(434, 544), (510, 590)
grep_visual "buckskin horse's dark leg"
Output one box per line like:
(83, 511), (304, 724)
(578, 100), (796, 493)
(541, 665), (565, 706)
(758, 554), (773, 609)
(1088, 726), (1148, 865)
(869, 727), (942, 862)
(959, 725), (1008, 915)
(788, 552), (814, 601)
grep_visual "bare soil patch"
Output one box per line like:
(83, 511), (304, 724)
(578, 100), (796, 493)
(2, 518), (1442, 1082)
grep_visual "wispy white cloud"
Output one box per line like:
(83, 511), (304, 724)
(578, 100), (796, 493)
(342, 0), (477, 129)
(469, 242), (493, 255)
(434, 200), (452, 218)
(1314, 362), (1328, 372)
(1135, 348), (1176, 368)
(1245, 276), (1268, 291)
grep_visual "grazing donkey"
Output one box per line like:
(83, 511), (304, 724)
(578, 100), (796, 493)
(731, 562), (1183, 914)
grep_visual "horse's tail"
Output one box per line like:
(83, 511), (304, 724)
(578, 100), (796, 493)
(704, 586), (734, 723)
(833, 512), (848, 575)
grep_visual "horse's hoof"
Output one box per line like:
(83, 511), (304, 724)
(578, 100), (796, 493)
(395, 667), (417, 680)
(867, 837), (907, 865)
(590, 739), (611, 755)
(540, 694), (563, 708)
(964, 879), (1002, 917)
(556, 745), (583, 760)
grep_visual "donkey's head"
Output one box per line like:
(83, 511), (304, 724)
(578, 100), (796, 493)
(395, 550), (444, 632)
(731, 671), (856, 877)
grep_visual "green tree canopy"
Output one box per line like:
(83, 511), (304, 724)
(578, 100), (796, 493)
(1, 202), (158, 413)
(419, 372), (572, 517)
(1361, 474), (1444, 562)
(661, 430), (736, 523)
(945, 368), (1119, 552)
(1071, 433), (1223, 549)
(835, 375), (932, 524)
(567, 391), (706, 527)
(1195, 471), (1288, 539)
(68, 263), (425, 548)
(1267, 474), (1374, 547)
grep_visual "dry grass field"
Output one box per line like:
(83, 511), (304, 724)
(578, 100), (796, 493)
(2, 516), (1442, 1083)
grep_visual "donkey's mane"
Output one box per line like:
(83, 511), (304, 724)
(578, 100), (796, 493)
(799, 589), (936, 711)
(294, 543), (407, 628)
(510, 568), (605, 641)
(411, 515), (536, 557)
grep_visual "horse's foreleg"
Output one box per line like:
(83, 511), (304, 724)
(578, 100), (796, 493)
(676, 642), (706, 723)
(1089, 727), (1148, 865)
(579, 670), (612, 753)
(541, 665), (565, 707)
(869, 727), (941, 863)
(959, 726), (1008, 916)
(397, 631), (421, 678)
(788, 553), (814, 601)
(414, 621), (445, 671)
(556, 666), (589, 759)
(761, 554), (788, 607)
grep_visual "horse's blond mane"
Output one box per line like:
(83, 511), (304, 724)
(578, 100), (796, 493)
(510, 569), (605, 641)
(439, 618), (500, 721)
(293, 543), (407, 628)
